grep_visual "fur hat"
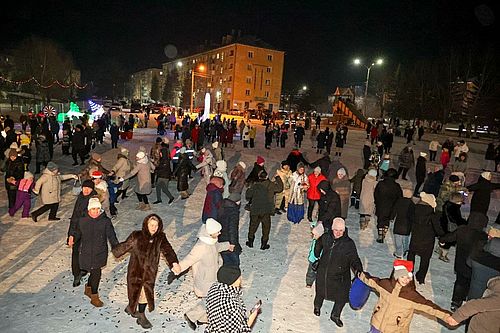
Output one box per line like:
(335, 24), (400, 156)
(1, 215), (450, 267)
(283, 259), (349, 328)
(257, 156), (265, 165)
(205, 218), (222, 235)
(87, 197), (102, 210)
(481, 171), (492, 181)
(217, 265), (241, 285)
(420, 192), (437, 209)
(120, 148), (129, 157)
(212, 141), (219, 149)
(394, 259), (413, 279)
(420, 152), (427, 158)
(46, 161), (58, 171)
(238, 161), (246, 169)
(136, 151), (146, 159)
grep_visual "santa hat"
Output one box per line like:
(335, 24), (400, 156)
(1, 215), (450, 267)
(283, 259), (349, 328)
(257, 156), (265, 165)
(91, 170), (103, 179)
(205, 218), (222, 235)
(394, 259), (413, 279)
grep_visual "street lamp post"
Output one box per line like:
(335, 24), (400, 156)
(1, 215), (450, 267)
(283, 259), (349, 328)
(354, 58), (383, 117)
(189, 64), (210, 114)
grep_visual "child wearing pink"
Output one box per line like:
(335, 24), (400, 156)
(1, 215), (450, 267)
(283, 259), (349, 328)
(8, 172), (35, 218)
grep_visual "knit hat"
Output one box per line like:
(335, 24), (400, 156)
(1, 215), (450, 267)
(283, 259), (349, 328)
(281, 160), (289, 167)
(337, 168), (346, 177)
(488, 227), (500, 239)
(120, 148), (129, 157)
(217, 265), (241, 285)
(82, 179), (95, 190)
(216, 160), (227, 172)
(91, 152), (102, 161)
(420, 192), (437, 209)
(311, 223), (325, 238)
(228, 191), (241, 203)
(162, 137), (170, 145)
(238, 161), (246, 169)
(393, 259), (413, 279)
(8, 148), (18, 158)
(420, 152), (427, 158)
(24, 171), (34, 179)
(205, 218), (222, 235)
(332, 217), (345, 231)
(368, 169), (378, 177)
(136, 151), (146, 159)
(481, 171), (492, 181)
(46, 161), (58, 171)
(257, 156), (265, 165)
(212, 141), (219, 149)
(91, 170), (103, 179)
(87, 197), (102, 210)
(314, 166), (321, 173)
(258, 170), (268, 180)
(449, 175), (460, 182)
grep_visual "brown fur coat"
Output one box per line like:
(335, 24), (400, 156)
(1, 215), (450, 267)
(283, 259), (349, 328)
(113, 216), (178, 313)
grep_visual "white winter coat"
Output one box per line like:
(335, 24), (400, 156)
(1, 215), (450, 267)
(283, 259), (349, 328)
(33, 169), (75, 205)
(359, 174), (377, 215)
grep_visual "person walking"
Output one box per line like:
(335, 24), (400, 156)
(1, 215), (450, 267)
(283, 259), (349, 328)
(111, 148), (132, 203)
(359, 168), (378, 230)
(392, 188), (415, 259)
(153, 142), (175, 205)
(331, 168), (351, 220)
(414, 152), (427, 197)
(112, 214), (180, 329)
(202, 175), (224, 223)
(71, 125), (86, 166)
(288, 162), (309, 224)
(317, 180), (341, 232)
(174, 148), (197, 199)
(374, 168), (402, 243)
(313, 218), (363, 327)
(4, 148), (24, 209)
(217, 192), (243, 267)
(307, 166), (327, 222)
(428, 138), (440, 162)
(121, 151), (155, 211)
(397, 146), (414, 180)
(294, 123), (305, 148)
(467, 171), (500, 216)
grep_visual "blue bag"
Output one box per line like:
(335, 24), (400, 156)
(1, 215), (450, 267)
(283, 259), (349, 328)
(287, 203), (304, 224)
(349, 277), (371, 310)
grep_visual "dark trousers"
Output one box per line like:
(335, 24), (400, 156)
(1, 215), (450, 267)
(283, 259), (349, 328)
(350, 190), (360, 209)
(429, 150), (437, 161)
(249, 138), (255, 148)
(452, 271), (471, 305)
(62, 145), (70, 155)
(87, 268), (102, 294)
(248, 213), (271, 244)
(72, 149), (85, 164)
(156, 178), (174, 201)
(111, 139), (118, 149)
(35, 162), (48, 174)
(306, 262), (317, 286)
(313, 294), (346, 318)
(221, 251), (240, 267)
(397, 167), (409, 180)
(136, 193), (149, 204)
(7, 188), (17, 208)
(407, 249), (432, 283)
(307, 199), (318, 221)
(31, 202), (59, 220)
(72, 238), (82, 277)
(414, 181), (424, 196)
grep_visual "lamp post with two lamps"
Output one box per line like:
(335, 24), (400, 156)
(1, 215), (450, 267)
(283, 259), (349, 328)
(189, 64), (210, 114)
(353, 58), (384, 117)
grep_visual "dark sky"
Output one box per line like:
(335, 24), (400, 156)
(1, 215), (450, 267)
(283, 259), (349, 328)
(1, 0), (497, 98)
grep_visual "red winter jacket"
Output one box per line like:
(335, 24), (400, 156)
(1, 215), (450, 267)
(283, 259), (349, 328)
(307, 173), (327, 200)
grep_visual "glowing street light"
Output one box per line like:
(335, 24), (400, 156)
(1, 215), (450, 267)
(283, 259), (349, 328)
(177, 61), (183, 67)
(190, 64), (211, 114)
(302, 85), (308, 91)
(353, 57), (384, 117)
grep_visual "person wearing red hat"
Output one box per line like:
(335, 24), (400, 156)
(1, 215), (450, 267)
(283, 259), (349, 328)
(359, 259), (452, 333)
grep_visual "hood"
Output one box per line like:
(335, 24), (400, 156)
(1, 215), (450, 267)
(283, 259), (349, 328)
(142, 214), (164, 238)
(467, 212), (489, 231)
(486, 276), (500, 293)
(117, 153), (129, 160)
(42, 168), (57, 176)
(415, 201), (435, 216)
(198, 224), (217, 245)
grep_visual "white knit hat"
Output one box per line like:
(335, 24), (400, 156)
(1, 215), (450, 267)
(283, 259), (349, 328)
(205, 218), (222, 235)
(136, 151), (146, 159)
(420, 152), (427, 158)
(332, 217), (345, 231)
(238, 161), (246, 169)
(314, 166), (321, 173)
(87, 197), (102, 210)
(368, 169), (378, 177)
(420, 192), (437, 209)
(337, 168), (346, 177)
(481, 171), (492, 181)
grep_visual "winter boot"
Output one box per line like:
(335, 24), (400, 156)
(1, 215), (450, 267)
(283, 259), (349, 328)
(439, 248), (450, 262)
(84, 285), (92, 299)
(125, 305), (139, 318)
(260, 239), (270, 250)
(135, 202), (145, 210)
(140, 204), (151, 211)
(330, 315), (343, 327)
(73, 274), (82, 287)
(376, 228), (385, 243)
(136, 312), (153, 329)
(90, 293), (104, 307)
(359, 216), (369, 230)
(450, 301), (461, 312)
(246, 238), (254, 248)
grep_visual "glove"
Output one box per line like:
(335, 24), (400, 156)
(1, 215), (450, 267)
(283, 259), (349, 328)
(167, 271), (177, 285)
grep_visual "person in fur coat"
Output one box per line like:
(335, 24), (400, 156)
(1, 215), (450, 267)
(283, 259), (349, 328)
(112, 214), (180, 329)
(274, 160), (292, 214)
(228, 161), (246, 196)
(330, 168), (351, 219)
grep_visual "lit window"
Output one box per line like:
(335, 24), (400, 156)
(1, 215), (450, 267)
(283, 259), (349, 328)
(248, 51), (254, 59)
(226, 88), (231, 94)
(267, 54), (273, 61)
(265, 79), (271, 85)
(246, 77), (252, 84)
(217, 53), (220, 59)
(245, 89), (251, 96)
(220, 68), (223, 74)
(219, 79), (223, 85)
(266, 67), (272, 73)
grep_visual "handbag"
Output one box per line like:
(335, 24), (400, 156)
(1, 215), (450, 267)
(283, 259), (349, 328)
(287, 202), (305, 224)
(72, 177), (82, 195)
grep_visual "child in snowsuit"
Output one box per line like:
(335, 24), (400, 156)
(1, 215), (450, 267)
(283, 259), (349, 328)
(8, 171), (35, 218)
(306, 223), (324, 287)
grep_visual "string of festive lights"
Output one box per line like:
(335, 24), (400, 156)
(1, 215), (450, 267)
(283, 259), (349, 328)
(0, 75), (88, 89)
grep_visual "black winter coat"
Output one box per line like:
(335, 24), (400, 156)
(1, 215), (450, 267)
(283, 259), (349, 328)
(440, 201), (467, 233)
(317, 180), (341, 230)
(422, 170), (444, 197)
(156, 147), (172, 179)
(467, 176), (500, 215)
(72, 131), (85, 151)
(392, 197), (415, 235)
(5, 157), (25, 190)
(246, 177), (283, 215)
(314, 229), (362, 303)
(174, 153), (196, 191)
(245, 163), (265, 185)
(415, 156), (427, 183)
(316, 132), (326, 149)
(440, 212), (489, 277)
(68, 190), (97, 237)
(217, 199), (242, 254)
(374, 177), (402, 221)
(71, 212), (119, 271)
(409, 202), (444, 255)
(310, 156), (331, 176)
(286, 150), (309, 172)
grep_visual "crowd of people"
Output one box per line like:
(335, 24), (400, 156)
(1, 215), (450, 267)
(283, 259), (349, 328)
(1, 110), (500, 332)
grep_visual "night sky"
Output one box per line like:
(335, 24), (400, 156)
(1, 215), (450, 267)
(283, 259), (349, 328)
(1, 0), (496, 98)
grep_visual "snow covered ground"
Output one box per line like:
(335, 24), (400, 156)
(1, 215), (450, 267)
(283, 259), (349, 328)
(1, 122), (496, 333)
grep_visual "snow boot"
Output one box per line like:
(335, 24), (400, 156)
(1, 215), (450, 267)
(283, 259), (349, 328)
(135, 202), (145, 210)
(125, 305), (139, 318)
(84, 285), (92, 299)
(136, 312), (153, 329)
(376, 228), (385, 243)
(359, 216), (369, 230)
(260, 239), (270, 250)
(141, 204), (151, 211)
(73, 274), (82, 287)
(330, 315), (343, 327)
(439, 248), (450, 262)
(246, 238), (254, 248)
(90, 293), (104, 307)
(313, 307), (320, 316)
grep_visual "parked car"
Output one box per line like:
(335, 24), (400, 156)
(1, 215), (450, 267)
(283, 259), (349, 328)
(129, 102), (142, 113)
(149, 103), (167, 114)
(229, 108), (244, 116)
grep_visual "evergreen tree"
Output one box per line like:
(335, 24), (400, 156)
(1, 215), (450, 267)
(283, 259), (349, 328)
(180, 72), (191, 109)
(162, 68), (180, 105)
(150, 75), (160, 102)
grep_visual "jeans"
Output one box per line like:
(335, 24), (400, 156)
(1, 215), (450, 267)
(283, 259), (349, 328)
(393, 233), (409, 258)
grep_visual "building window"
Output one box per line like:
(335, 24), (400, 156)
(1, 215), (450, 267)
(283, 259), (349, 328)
(264, 91), (270, 98)
(229, 63), (233, 69)
(247, 64), (252, 71)
(220, 68), (223, 74)
(266, 67), (272, 73)
(265, 79), (271, 86)
(217, 53), (220, 59)
(226, 100), (230, 109)
(246, 77), (252, 84)
(245, 89), (251, 96)
(267, 54), (273, 61)
(229, 50), (234, 56)
(228, 76), (232, 82)
(219, 79), (223, 85)
(226, 88), (231, 94)
(248, 51), (254, 58)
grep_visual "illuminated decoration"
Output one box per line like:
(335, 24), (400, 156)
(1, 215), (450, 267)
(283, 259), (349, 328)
(202, 93), (211, 122)
(42, 105), (56, 115)
(88, 100), (105, 118)
(57, 102), (85, 122)
(0, 76), (88, 89)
